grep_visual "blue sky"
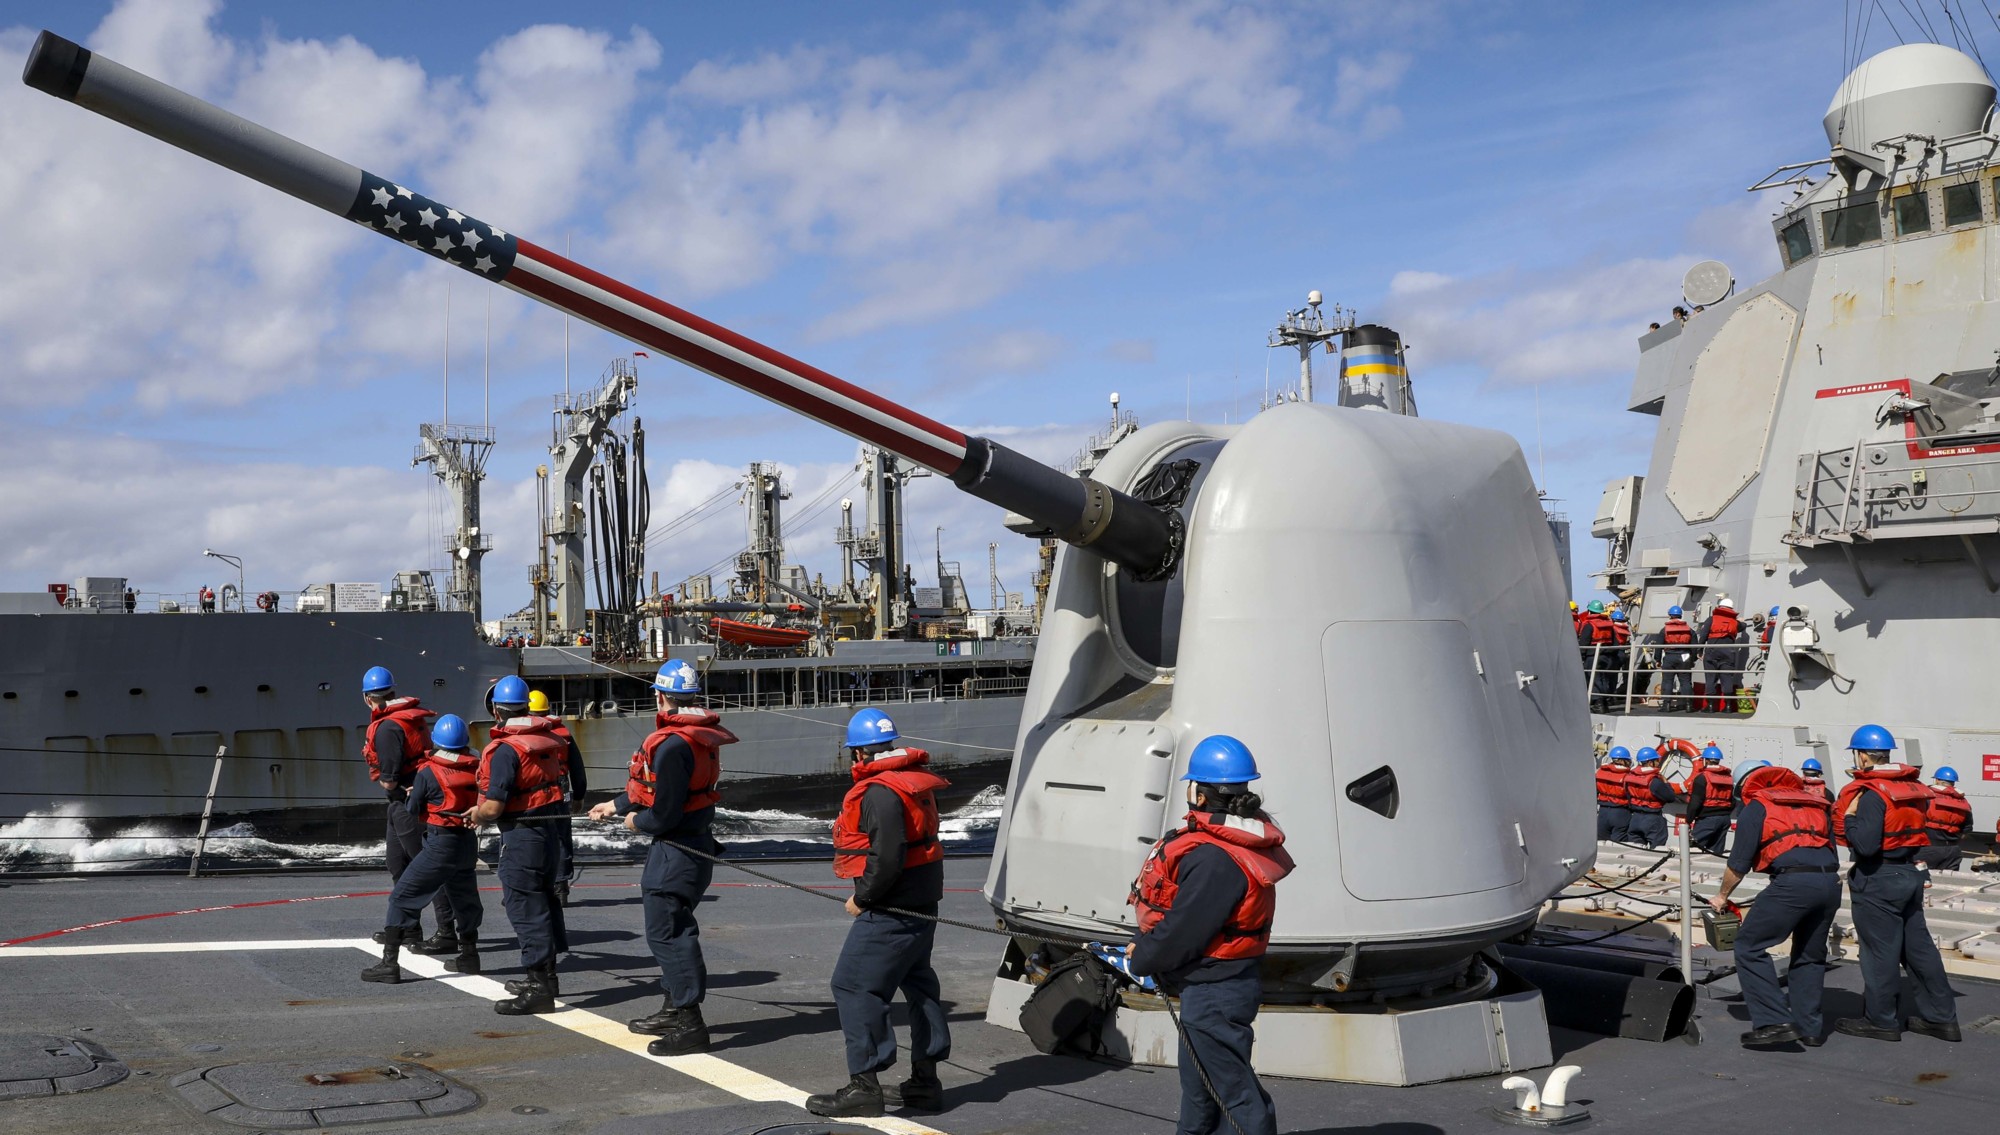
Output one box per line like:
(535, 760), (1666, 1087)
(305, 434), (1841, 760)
(0, 0), (1967, 613)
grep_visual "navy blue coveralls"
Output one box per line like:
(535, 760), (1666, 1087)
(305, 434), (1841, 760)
(831, 785), (951, 1077)
(484, 742), (570, 969)
(1846, 792), (1958, 1030)
(612, 733), (717, 1009)
(1728, 801), (1840, 1038)
(1685, 768), (1732, 855)
(369, 720), (455, 932)
(386, 760), (483, 938)
(1130, 840), (1276, 1135)
(1625, 770), (1675, 848)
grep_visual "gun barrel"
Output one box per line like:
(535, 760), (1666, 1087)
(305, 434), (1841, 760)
(23, 31), (1177, 577)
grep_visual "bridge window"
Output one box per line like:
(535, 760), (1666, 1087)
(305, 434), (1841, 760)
(1822, 201), (1882, 249)
(1779, 218), (1814, 265)
(1945, 182), (1983, 227)
(1893, 191), (1931, 236)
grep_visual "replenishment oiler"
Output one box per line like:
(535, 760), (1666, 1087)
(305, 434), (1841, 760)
(3, 25), (1998, 1135)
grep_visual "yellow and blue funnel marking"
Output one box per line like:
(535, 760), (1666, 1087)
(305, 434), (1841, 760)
(1340, 350), (1406, 379)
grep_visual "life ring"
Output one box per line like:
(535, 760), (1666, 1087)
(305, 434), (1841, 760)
(256, 591), (275, 611)
(1660, 738), (1702, 762)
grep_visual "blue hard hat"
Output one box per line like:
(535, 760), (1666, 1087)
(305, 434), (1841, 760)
(1935, 766), (1959, 784)
(1801, 757), (1823, 773)
(1847, 723), (1897, 752)
(1183, 735), (1260, 784)
(1610, 610), (1627, 622)
(362, 665), (395, 693)
(1607, 745), (1632, 763)
(1701, 745), (1725, 763)
(1636, 746), (1662, 764)
(652, 660), (701, 694)
(846, 708), (899, 748)
(492, 674), (530, 708)
(1668, 605), (1683, 618)
(431, 714), (469, 750)
(1769, 606), (1781, 617)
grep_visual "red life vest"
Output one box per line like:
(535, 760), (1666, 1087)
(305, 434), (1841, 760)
(1748, 788), (1834, 873)
(1585, 615), (1615, 646)
(363, 697), (434, 785)
(1595, 765), (1631, 806)
(477, 716), (569, 814)
(1132, 813), (1296, 961)
(831, 749), (950, 879)
(1833, 765), (1931, 850)
(1706, 607), (1740, 640)
(1691, 764), (1734, 811)
(1625, 767), (1666, 812)
(626, 709), (737, 813)
(1800, 777), (1833, 806)
(1661, 620), (1694, 645)
(1926, 785), (1972, 844)
(420, 749), (482, 829)
(1611, 621), (1632, 646)
(1760, 624), (1774, 647)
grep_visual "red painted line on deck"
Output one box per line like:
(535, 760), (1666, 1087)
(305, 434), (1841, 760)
(0, 881), (985, 947)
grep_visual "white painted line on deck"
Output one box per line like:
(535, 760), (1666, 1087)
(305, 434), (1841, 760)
(0, 938), (949, 1135)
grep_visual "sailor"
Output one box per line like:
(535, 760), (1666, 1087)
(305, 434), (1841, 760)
(1760, 606), (1781, 652)
(1595, 747), (1634, 841)
(1606, 610), (1632, 705)
(1652, 606), (1698, 713)
(360, 665), (459, 955)
(1832, 725), (1960, 1043)
(1700, 598), (1747, 711)
(470, 675), (572, 1015)
(529, 689), (587, 907)
(1121, 736), (1294, 1135)
(1799, 757), (1834, 805)
(1568, 599), (1581, 635)
(1623, 748), (1674, 848)
(589, 660), (736, 1056)
(1576, 600), (1616, 710)
(363, 713), (484, 982)
(1709, 764), (1840, 1048)
(1918, 767), (1972, 871)
(1684, 745), (1735, 854)
(806, 708), (952, 1118)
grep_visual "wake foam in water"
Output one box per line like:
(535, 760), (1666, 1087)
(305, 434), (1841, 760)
(0, 788), (1007, 873)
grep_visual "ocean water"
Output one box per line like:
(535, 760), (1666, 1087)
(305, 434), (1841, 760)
(0, 785), (1007, 874)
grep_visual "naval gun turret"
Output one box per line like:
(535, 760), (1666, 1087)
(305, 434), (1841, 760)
(23, 31), (1594, 1084)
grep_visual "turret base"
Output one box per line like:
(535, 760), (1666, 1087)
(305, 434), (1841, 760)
(985, 973), (1552, 1086)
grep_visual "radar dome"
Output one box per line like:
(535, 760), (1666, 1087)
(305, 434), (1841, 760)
(1825, 43), (1995, 150)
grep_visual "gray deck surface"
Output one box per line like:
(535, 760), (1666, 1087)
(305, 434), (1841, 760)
(0, 858), (1993, 1134)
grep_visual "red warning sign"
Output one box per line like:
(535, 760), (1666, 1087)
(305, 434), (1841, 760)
(1984, 753), (2000, 781)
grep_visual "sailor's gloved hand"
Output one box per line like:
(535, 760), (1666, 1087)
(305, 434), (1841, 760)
(1087, 942), (1156, 991)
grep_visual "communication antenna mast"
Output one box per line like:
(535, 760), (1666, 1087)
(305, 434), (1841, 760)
(1267, 289), (1352, 402)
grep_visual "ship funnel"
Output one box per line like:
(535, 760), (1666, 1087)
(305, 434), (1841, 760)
(1337, 324), (1415, 416)
(1825, 43), (1995, 153)
(19, 31), (1180, 581)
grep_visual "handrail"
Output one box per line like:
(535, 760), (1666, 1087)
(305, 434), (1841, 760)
(1580, 640), (1767, 717)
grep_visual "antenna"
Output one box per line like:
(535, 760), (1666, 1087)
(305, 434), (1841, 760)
(443, 281), (450, 425)
(1533, 383), (1545, 490)
(483, 291), (490, 430)
(563, 232), (572, 401)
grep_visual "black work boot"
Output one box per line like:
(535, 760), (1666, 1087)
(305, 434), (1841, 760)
(409, 923), (460, 956)
(644, 1005), (711, 1056)
(887, 1060), (943, 1110)
(360, 928), (404, 984)
(1907, 1017), (1962, 1042)
(628, 997), (681, 1035)
(505, 969), (560, 996)
(444, 938), (480, 975)
(806, 1073), (883, 1118)
(1835, 1018), (1902, 1042)
(494, 966), (557, 1015)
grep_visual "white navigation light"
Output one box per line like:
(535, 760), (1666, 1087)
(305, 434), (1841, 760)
(1682, 260), (1733, 307)
(1825, 43), (1995, 150)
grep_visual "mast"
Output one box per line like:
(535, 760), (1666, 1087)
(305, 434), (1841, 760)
(412, 421), (494, 621)
(548, 360), (636, 635)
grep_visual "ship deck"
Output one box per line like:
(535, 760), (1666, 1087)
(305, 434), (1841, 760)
(1, 858), (1994, 1134)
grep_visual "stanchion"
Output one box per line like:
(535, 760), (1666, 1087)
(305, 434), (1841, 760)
(188, 745), (228, 878)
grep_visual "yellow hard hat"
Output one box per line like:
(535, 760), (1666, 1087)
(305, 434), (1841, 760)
(527, 689), (551, 714)
(1568, 601), (1579, 612)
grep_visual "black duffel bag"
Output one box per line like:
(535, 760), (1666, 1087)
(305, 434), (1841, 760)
(1019, 950), (1124, 1055)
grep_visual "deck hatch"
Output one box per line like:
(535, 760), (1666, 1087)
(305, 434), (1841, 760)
(171, 1058), (478, 1127)
(0, 1034), (128, 1100)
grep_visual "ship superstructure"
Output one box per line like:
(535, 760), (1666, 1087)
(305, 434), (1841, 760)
(1589, 43), (2000, 836)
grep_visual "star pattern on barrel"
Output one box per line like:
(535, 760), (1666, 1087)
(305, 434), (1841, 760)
(343, 171), (517, 281)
